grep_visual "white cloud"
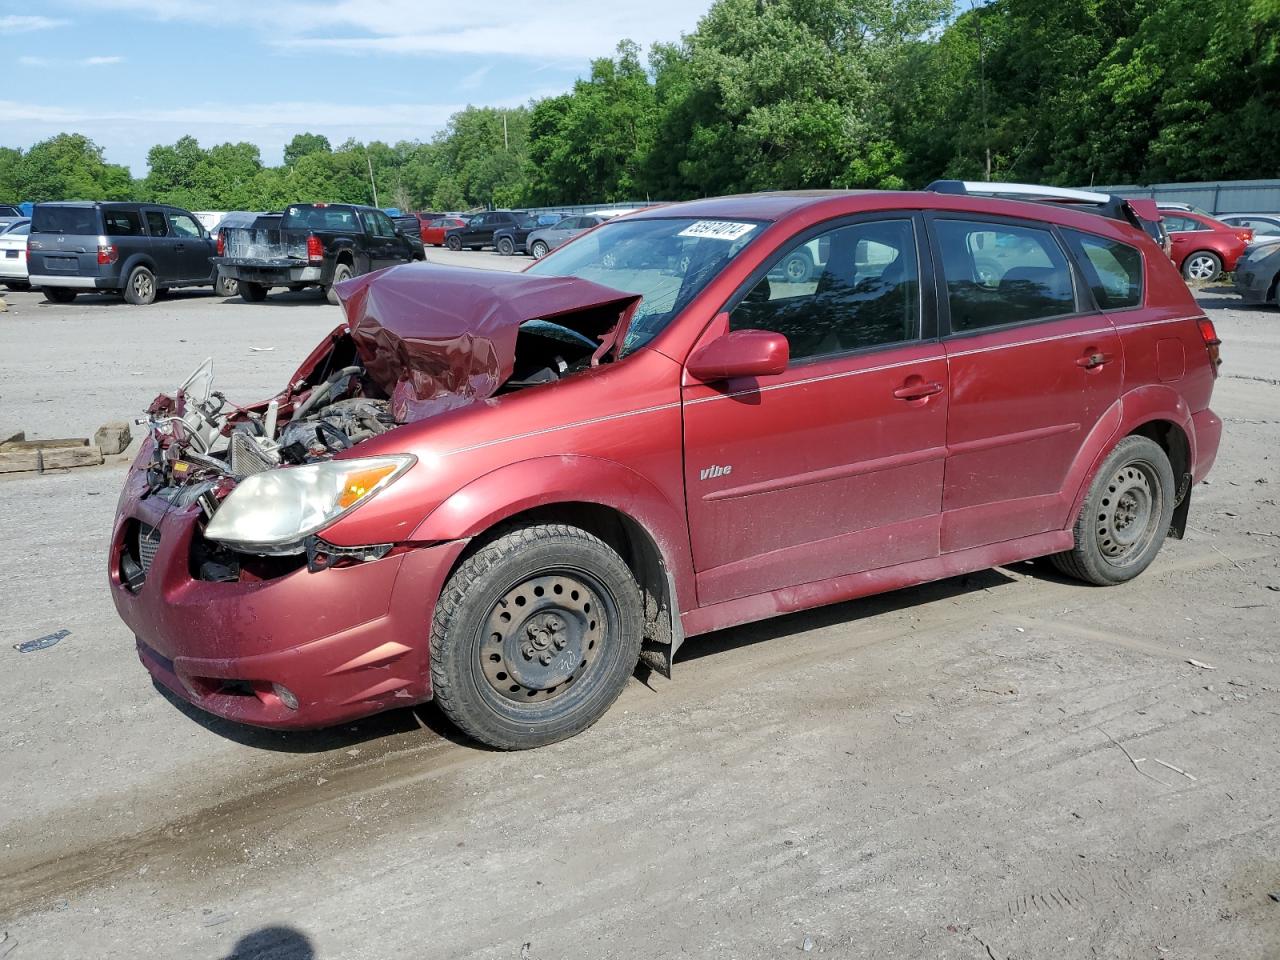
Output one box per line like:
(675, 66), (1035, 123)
(0, 15), (68, 33)
(15, 55), (126, 68)
(82, 56), (126, 65)
(18, 56), (49, 67)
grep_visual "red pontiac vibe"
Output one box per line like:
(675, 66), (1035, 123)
(110, 184), (1223, 750)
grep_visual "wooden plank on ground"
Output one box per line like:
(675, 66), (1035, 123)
(0, 446), (105, 474)
(0, 438), (90, 452)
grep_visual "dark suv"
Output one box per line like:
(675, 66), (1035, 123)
(444, 211), (525, 251)
(28, 202), (218, 305)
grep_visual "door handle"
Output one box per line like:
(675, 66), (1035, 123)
(893, 380), (944, 401)
(1076, 352), (1113, 369)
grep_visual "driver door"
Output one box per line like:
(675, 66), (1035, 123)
(681, 215), (948, 606)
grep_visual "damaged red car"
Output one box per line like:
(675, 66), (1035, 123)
(110, 185), (1222, 749)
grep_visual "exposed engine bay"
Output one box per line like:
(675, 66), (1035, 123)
(136, 265), (642, 565)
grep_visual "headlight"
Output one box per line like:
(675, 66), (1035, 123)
(204, 455), (414, 553)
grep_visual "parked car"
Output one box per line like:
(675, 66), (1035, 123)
(0, 220), (30, 289)
(208, 212), (271, 297)
(111, 183), (1223, 750)
(28, 201), (219, 305)
(444, 210), (526, 251)
(491, 213), (551, 256)
(526, 214), (612, 259)
(214, 203), (419, 305)
(422, 216), (466, 247)
(1233, 241), (1280, 306)
(1158, 211), (1251, 281)
(1217, 213), (1280, 251)
(0, 204), (25, 233)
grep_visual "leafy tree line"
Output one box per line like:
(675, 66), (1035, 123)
(4, 0), (1278, 212)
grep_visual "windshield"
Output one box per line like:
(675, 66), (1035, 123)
(525, 216), (764, 353)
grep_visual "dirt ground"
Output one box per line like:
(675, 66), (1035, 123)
(0, 267), (1277, 960)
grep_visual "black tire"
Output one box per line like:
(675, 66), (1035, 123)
(1051, 436), (1176, 586)
(326, 262), (353, 305)
(214, 274), (239, 297)
(530, 240), (549, 260)
(469, 245), (482, 251)
(430, 524), (643, 750)
(287, 283), (306, 292)
(496, 236), (515, 256)
(42, 287), (77, 304)
(3, 281), (29, 291)
(123, 266), (156, 305)
(239, 281), (268, 303)
(780, 250), (813, 283)
(446, 235), (462, 251)
(1182, 250), (1221, 282)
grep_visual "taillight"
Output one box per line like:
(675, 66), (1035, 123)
(215, 231), (225, 256)
(306, 234), (324, 264)
(1236, 229), (1254, 244)
(97, 242), (118, 265)
(1198, 317), (1222, 373)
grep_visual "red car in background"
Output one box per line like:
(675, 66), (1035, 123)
(1160, 210), (1252, 281)
(422, 216), (467, 247)
(111, 183), (1222, 750)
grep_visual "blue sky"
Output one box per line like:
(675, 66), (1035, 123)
(5, 1), (715, 176)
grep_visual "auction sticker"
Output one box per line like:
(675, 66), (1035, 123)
(677, 220), (758, 242)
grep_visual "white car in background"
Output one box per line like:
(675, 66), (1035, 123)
(0, 220), (30, 290)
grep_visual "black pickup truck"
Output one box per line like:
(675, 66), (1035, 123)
(214, 203), (421, 304)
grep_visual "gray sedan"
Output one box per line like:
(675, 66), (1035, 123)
(1234, 241), (1280, 306)
(526, 215), (609, 259)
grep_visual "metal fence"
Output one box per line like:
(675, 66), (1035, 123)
(1088, 179), (1280, 215)
(518, 200), (669, 217)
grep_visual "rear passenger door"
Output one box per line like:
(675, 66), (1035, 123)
(142, 208), (179, 282)
(928, 215), (1123, 552)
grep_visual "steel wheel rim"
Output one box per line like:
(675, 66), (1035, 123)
(1187, 256), (1216, 280)
(784, 256), (807, 281)
(134, 271), (153, 299)
(1096, 461), (1159, 563)
(478, 571), (611, 705)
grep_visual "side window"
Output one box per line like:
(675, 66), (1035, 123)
(144, 211), (168, 237)
(1163, 215), (1198, 233)
(103, 209), (143, 237)
(167, 212), (201, 238)
(934, 219), (1076, 332)
(1063, 229), (1143, 310)
(369, 210), (396, 238)
(730, 218), (920, 361)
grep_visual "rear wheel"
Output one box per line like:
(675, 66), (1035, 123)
(1051, 435), (1175, 586)
(123, 266), (156, 305)
(446, 235), (462, 251)
(239, 281), (268, 303)
(42, 287), (77, 304)
(430, 524), (643, 750)
(780, 250), (813, 283)
(530, 240), (550, 260)
(326, 262), (353, 305)
(496, 236), (515, 256)
(214, 274), (239, 297)
(1182, 251), (1222, 282)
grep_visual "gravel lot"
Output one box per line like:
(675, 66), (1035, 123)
(0, 267), (1277, 960)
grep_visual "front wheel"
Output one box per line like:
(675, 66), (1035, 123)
(430, 524), (643, 750)
(496, 236), (515, 256)
(1051, 435), (1176, 586)
(1182, 251), (1222, 282)
(123, 266), (156, 305)
(530, 240), (549, 260)
(214, 274), (239, 297)
(446, 235), (462, 251)
(326, 262), (353, 305)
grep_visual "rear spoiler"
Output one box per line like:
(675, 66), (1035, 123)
(924, 180), (1161, 230)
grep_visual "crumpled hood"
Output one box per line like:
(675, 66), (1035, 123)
(336, 262), (641, 423)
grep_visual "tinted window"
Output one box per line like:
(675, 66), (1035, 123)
(167, 212), (202, 238)
(935, 219), (1076, 332)
(282, 205), (358, 231)
(1162, 215), (1203, 233)
(1063, 230), (1143, 310)
(731, 219), (920, 360)
(104, 209), (144, 237)
(32, 206), (100, 234)
(145, 211), (168, 237)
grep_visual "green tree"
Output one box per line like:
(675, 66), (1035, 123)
(283, 132), (332, 166)
(19, 134), (133, 201)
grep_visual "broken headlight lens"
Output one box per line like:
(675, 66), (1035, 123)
(203, 455), (415, 553)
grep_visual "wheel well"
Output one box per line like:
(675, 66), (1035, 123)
(1129, 419), (1189, 483)
(450, 502), (678, 664)
(335, 250), (354, 267)
(1269, 271), (1280, 303)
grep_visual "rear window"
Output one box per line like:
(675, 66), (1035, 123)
(1063, 230), (1143, 310)
(0, 205), (20, 217)
(32, 206), (100, 235)
(104, 209), (144, 237)
(282, 205), (358, 231)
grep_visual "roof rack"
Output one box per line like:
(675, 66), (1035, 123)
(923, 179), (1159, 228)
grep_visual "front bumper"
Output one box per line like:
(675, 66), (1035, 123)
(110, 467), (466, 729)
(1233, 270), (1273, 304)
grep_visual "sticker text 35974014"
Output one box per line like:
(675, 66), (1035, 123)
(677, 221), (758, 242)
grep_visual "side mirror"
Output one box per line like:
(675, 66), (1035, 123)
(686, 329), (789, 382)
